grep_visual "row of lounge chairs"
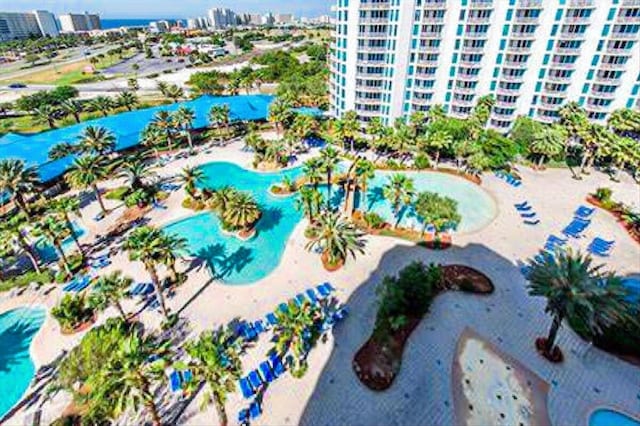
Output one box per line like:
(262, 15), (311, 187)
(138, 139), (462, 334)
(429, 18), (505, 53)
(62, 275), (92, 292)
(514, 201), (540, 225)
(167, 369), (193, 393)
(588, 237), (615, 257)
(495, 171), (522, 187)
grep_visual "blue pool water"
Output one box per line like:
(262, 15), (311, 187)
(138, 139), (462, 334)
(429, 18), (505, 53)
(164, 162), (303, 284)
(590, 409), (640, 426)
(0, 95), (273, 183)
(0, 307), (46, 418)
(164, 162), (497, 284)
(348, 167), (496, 233)
(34, 221), (85, 263)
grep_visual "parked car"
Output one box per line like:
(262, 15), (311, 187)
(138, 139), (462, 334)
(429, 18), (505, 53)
(8, 83), (26, 89)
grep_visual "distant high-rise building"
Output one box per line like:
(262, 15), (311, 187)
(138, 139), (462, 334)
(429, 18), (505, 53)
(59, 12), (101, 32)
(330, 0), (640, 128)
(32, 10), (59, 37)
(149, 20), (169, 33)
(262, 12), (275, 26)
(0, 11), (48, 41)
(248, 14), (262, 26)
(208, 8), (238, 29)
(187, 18), (199, 29)
(275, 14), (294, 24)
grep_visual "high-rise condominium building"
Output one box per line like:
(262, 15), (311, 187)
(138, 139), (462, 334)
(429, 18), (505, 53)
(330, 0), (640, 130)
(208, 8), (238, 29)
(0, 10), (58, 41)
(59, 12), (101, 33)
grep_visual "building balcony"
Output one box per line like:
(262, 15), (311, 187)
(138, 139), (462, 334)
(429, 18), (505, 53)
(491, 111), (515, 120)
(564, 15), (591, 24)
(416, 45), (441, 53)
(605, 46), (634, 56)
(501, 73), (525, 82)
(359, 17), (390, 24)
(356, 109), (383, 118)
(358, 45), (390, 53)
(465, 31), (489, 39)
(506, 45), (532, 53)
(459, 59), (483, 67)
(356, 70), (387, 78)
(413, 84), (435, 93)
(356, 84), (386, 92)
(422, 0), (447, 8)
(496, 86), (521, 95)
(512, 15), (539, 24)
(543, 88), (569, 96)
(610, 31), (639, 40)
(455, 86), (477, 94)
(622, 0), (640, 6)
(415, 70), (438, 78)
(510, 31), (537, 39)
(467, 15), (492, 23)
(550, 61), (577, 70)
(496, 99), (518, 108)
(555, 46), (582, 54)
(585, 102), (610, 112)
(457, 73), (481, 82)
(558, 31), (586, 40)
(517, 0), (543, 9)
(359, 31), (389, 38)
(594, 75), (621, 85)
(568, 0), (595, 8)
(546, 73), (572, 82)
(359, 2), (391, 10)
(503, 59), (529, 69)
(598, 62), (627, 70)
(415, 58), (440, 66)
(452, 97), (476, 107)
(412, 97), (434, 105)
(355, 96), (383, 105)
(469, 0), (494, 9)
(461, 45), (485, 53)
(422, 15), (445, 23)
(616, 15), (640, 24)
(419, 31), (443, 38)
(589, 91), (617, 100)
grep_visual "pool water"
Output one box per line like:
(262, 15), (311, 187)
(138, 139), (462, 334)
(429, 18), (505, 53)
(34, 221), (86, 263)
(347, 167), (496, 233)
(590, 409), (640, 426)
(0, 307), (46, 418)
(164, 162), (303, 284)
(164, 162), (497, 285)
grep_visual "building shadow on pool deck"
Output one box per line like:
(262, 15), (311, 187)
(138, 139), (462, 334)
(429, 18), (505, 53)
(296, 242), (559, 426)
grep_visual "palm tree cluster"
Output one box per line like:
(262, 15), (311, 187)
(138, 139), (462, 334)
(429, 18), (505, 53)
(157, 82), (184, 103)
(207, 186), (262, 234)
(141, 106), (197, 156)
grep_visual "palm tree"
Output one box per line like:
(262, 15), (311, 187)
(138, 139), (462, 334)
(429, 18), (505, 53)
(91, 96), (115, 117)
(156, 81), (169, 97)
(268, 98), (292, 135)
(531, 125), (565, 168)
(366, 117), (389, 150)
(90, 333), (167, 426)
(66, 156), (108, 215)
(165, 84), (184, 103)
(414, 191), (461, 234)
(33, 104), (59, 129)
(608, 108), (640, 137)
(302, 157), (323, 190)
(117, 91), (138, 111)
(421, 130), (452, 169)
(182, 328), (243, 426)
(140, 125), (164, 159)
(173, 106), (196, 150)
(0, 213), (41, 273)
(354, 158), (375, 213)
(36, 215), (73, 274)
(334, 111), (360, 151)
(408, 111), (426, 138)
(158, 233), (187, 283)
(223, 192), (261, 232)
(151, 110), (177, 151)
(605, 136), (635, 181)
(295, 186), (324, 222)
(289, 114), (317, 141)
(61, 100), (83, 124)
(208, 104), (231, 136)
(526, 249), (634, 360)
(305, 211), (366, 267)
(426, 104), (446, 124)
(124, 226), (171, 319)
(382, 174), (415, 228)
(273, 301), (322, 377)
(391, 119), (415, 163)
(577, 122), (608, 175)
(118, 157), (156, 191)
(180, 167), (205, 199)
(93, 271), (133, 322)
(78, 125), (116, 156)
(0, 159), (40, 216)
(209, 186), (237, 215)
(320, 147), (340, 209)
(49, 196), (83, 255)
(128, 78), (140, 92)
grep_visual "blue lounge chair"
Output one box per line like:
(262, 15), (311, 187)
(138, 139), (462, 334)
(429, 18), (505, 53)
(129, 282), (145, 296)
(278, 302), (290, 315)
(266, 312), (278, 326)
(243, 324), (258, 341)
(547, 235), (567, 244)
(514, 201), (530, 209)
(575, 205), (595, 218)
(181, 370), (192, 384)
(520, 212), (537, 218)
(248, 370), (263, 389)
(63, 278), (79, 292)
(238, 408), (249, 424)
(249, 401), (262, 419)
(592, 237), (614, 247)
(239, 377), (253, 398)
(169, 370), (181, 393)
(259, 361), (275, 383)
(588, 245), (611, 257)
(254, 320), (266, 334)
(73, 276), (91, 292)
(306, 288), (319, 305)
(524, 219), (540, 226)
(515, 205), (532, 212)
(317, 285), (330, 297)
(269, 354), (285, 377)
(323, 282), (336, 292)
(295, 293), (307, 306)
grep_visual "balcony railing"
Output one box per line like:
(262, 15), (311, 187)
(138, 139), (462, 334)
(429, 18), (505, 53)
(461, 45), (485, 53)
(543, 87), (569, 96)
(585, 102), (610, 112)
(457, 73), (481, 81)
(467, 15), (492, 23)
(564, 15), (591, 23)
(358, 45), (389, 53)
(455, 86), (477, 94)
(465, 31), (489, 39)
(422, 15), (445, 23)
(503, 59), (529, 69)
(491, 111), (516, 120)
(590, 91), (617, 100)
(452, 98), (476, 107)
(469, 0), (494, 9)
(594, 75), (621, 85)
(605, 46), (634, 56)
(506, 45), (532, 53)
(501, 73), (525, 82)
(356, 70), (386, 77)
(510, 30), (537, 39)
(359, 17), (390, 24)
(496, 86), (521, 95)
(555, 46), (581, 54)
(360, 1), (391, 10)
(598, 62), (627, 70)
(558, 31), (586, 40)
(359, 31), (389, 38)
(419, 31), (443, 38)
(546, 73), (572, 82)
(517, 0), (543, 9)
(568, 0), (595, 8)
(610, 31), (639, 40)
(412, 97), (434, 105)
(422, 0), (447, 8)
(355, 84), (386, 92)
(355, 96), (383, 104)
(622, 0), (640, 5)
(550, 61), (577, 70)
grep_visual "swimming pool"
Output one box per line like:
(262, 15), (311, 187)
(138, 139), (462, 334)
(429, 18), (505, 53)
(0, 307), (46, 418)
(163, 162), (303, 284)
(164, 162), (497, 284)
(34, 221), (86, 263)
(589, 409), (640, 426)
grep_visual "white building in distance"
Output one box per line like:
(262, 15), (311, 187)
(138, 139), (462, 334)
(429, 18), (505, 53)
(59, 12), (101, 33)
(330, 0), (640, 129)
(208, 8), (238, 29)
(0, 10), (58, 41)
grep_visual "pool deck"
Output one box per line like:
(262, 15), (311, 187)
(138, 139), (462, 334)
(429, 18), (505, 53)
(1, 138), (639, 425)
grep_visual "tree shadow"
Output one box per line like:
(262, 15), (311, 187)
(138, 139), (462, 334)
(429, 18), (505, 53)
(193, 243), (254, 281)
(256, 206), (283, 233)
(366, 187), (385, 211)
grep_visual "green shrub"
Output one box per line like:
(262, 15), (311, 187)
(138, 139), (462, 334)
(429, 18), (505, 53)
(594, 187), (613, 202)
(0, 270), (54, 292)
(52, 293), (96, 332)
(182, 197), (206, 210)
(105, 186), (130, 200)
(414, 153), (431, 170)
(364, 212), (385, 229)
(385, 159), (403, 170)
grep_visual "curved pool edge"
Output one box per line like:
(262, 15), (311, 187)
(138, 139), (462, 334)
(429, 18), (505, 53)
(587, 406), (640, 426)
(0, 305), (48, 420)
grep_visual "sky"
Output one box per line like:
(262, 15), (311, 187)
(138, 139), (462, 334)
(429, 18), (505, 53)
(0, 0), (334, 19)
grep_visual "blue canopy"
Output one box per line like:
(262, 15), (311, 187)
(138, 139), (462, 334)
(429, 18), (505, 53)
(0, 94), (274, 182)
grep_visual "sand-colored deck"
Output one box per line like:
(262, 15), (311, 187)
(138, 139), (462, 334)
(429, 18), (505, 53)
(1, 139), (639, 426)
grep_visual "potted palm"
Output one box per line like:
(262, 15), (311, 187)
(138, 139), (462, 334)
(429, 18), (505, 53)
(305, 211), (366, 271)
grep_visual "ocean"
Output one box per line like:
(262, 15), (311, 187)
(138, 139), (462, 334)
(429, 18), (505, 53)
(101, 19), (180, 29)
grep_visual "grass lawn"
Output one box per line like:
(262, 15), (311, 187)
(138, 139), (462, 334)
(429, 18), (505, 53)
(1, 49), (137, 85)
